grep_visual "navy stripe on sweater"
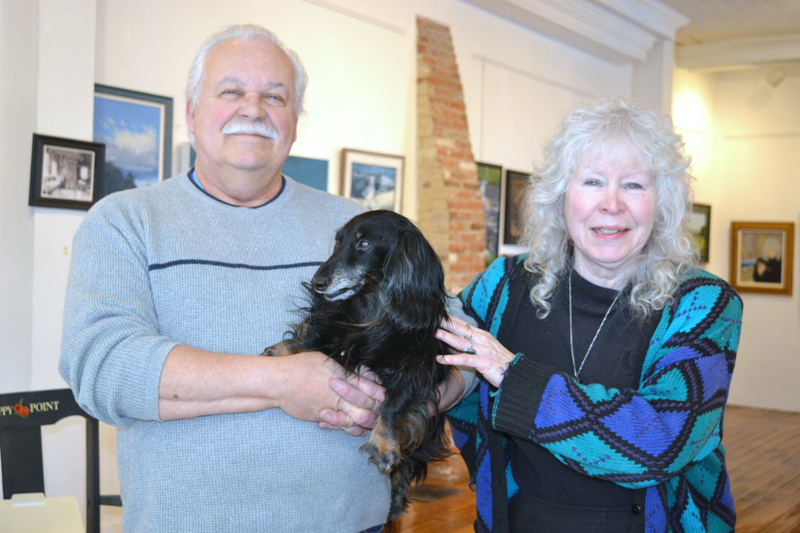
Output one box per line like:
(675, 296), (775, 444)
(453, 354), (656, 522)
(149, 259), (323, 272)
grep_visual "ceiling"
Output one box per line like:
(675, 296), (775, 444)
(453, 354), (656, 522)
(461, 0), (800, 71)
(659, 0), (800, 47)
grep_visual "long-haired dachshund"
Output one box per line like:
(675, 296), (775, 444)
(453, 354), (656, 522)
(263, 210), (451, 520)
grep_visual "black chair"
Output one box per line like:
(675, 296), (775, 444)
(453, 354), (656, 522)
(0, 388), (121, 533)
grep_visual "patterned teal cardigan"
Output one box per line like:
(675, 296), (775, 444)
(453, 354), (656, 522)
(447, 255), (742, 533)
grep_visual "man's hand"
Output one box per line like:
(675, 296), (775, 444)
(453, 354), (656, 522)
(318, 367), (385, 437)
(158, 345), (382, 433)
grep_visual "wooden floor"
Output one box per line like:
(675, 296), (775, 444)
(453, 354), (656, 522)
(394, 405), (800, 532)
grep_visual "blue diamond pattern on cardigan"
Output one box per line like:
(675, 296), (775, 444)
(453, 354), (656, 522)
(646, 486), (668, 532)
(533, 374), (584, 429)
(602, 396), (688, 457)
(648, 368), (689, 401)
(687, 451), (723, 501)
(696, 354), (729, 403)
(545, 432), (648, 476)
(476, 453), (493, 526)
(703, 299), (741, 351)
(668, 410), (723, 474)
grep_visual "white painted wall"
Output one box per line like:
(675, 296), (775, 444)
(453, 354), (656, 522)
(0, 0), (37, 395)
(673, 66), (800, 412)
(0, 0), (101, 526)
(0, 0), (677, 529)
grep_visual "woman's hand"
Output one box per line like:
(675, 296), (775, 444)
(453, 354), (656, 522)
(435, 317), (515, 388)
(436, 365), (466, 413)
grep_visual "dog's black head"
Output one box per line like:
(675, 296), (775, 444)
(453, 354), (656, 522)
(311, 210), (447, 329)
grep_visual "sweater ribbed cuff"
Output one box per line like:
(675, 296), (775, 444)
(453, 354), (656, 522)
(492, 353), (554, 438)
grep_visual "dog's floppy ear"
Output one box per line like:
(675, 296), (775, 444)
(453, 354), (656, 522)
(383, 227), (446, 330)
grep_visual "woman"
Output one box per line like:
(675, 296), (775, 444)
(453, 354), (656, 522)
(437, 100), (742, 533)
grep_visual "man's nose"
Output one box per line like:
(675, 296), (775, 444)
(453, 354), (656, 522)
(239, 93), (266, 120)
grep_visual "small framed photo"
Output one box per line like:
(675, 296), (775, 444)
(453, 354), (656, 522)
(730, 222), (794, 295)
(476, 162), (502, 263)
(688, 203), (711, 263)
(499, 169), (529, 251)
(93, 84), (173, 199)
(29, 134), (105, 210)
(340, 148), (404, 212)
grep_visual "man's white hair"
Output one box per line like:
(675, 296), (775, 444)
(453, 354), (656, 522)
(185, 24), (308, 117)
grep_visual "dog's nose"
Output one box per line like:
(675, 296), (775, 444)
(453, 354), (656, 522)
(312, 276), (330, 292)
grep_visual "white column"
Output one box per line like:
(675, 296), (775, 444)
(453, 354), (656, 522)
(632, 38), (675, 115)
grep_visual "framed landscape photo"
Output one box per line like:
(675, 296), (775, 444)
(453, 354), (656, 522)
(93, 84), (173, 199)
(340, 148), (404, 212)
(688, 203), (711, 263)
(730, 222), (794, 295)
(499, 169), (529, 250)
(476, 162), (502, 263)
(29, 134), (105, 210)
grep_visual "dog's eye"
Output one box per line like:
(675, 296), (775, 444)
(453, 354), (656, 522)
(357, 239), (371, 250)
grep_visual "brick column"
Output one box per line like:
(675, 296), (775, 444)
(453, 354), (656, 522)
(416, 17), (484, 294)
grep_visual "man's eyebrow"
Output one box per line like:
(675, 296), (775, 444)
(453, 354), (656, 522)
(215, 76), (244, 88)
(263, 81), (289, 92)
(214, 78), (289, 92)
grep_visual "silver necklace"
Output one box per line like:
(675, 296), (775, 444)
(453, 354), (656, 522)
(568, 272), (621, 383)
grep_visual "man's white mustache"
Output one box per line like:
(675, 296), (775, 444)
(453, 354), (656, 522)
(222, 119), (278, 139)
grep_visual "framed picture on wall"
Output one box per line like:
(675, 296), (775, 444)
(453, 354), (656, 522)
(476, 162), (502, 263)
(730, 221), (794, 295)
(688, 203), (711, 263)
(283, 155), (328, 191)
(340, 148), (404, 212)
(499, 169), (530, 248)
(93, 84), (173, 200)
(29, 134), (105, 210)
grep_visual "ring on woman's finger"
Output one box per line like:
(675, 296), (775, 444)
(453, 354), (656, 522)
(464, 323), (473, 341)
(464, 341), (476, 355)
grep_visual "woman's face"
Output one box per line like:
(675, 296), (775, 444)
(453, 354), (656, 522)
(564, 148), (657, 289)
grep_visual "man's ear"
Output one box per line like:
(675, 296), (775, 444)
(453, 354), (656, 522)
(186, 101), (196, 135)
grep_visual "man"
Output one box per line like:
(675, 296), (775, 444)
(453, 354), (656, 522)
(60, 24), (467, 532)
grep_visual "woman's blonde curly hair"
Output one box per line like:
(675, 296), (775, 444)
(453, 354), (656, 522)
(519, 99), (698, 318)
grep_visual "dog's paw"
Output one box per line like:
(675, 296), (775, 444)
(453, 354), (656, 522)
(364, 445), (400, 474)
(388, 468), (413, 520)
(361, 438), (400, 473)
(261, 341), (292, 357)
(388, 490), (410, 520)
(361, 419), (400, 474)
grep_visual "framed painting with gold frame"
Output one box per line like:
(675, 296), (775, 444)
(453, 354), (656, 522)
(729, 221), (794, 295)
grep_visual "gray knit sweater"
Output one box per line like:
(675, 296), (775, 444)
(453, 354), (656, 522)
(59, 172), (391, 532)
